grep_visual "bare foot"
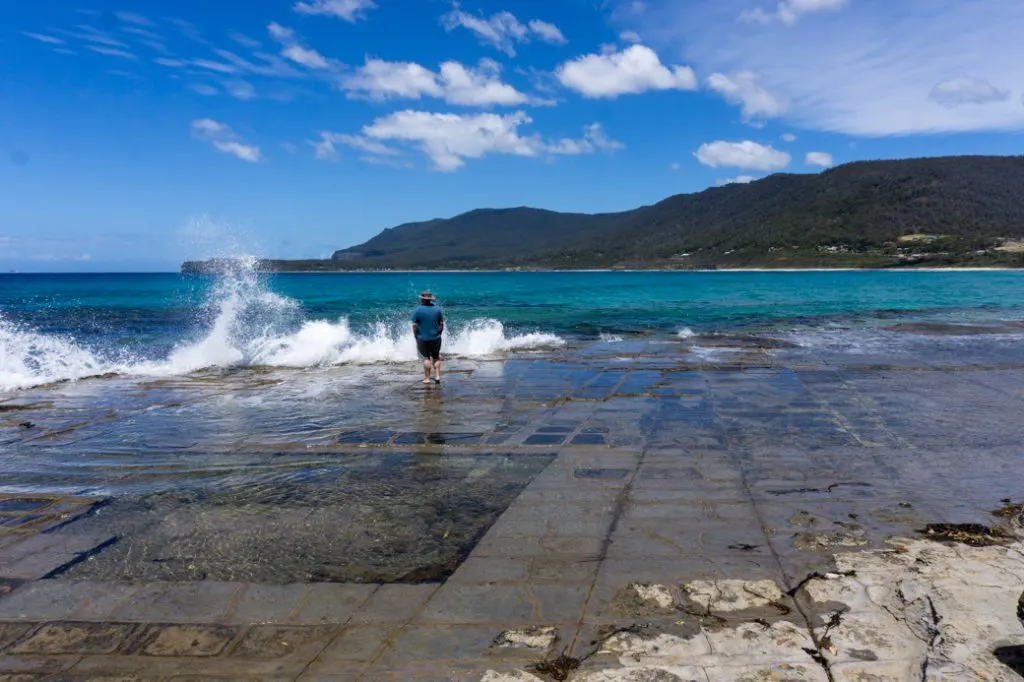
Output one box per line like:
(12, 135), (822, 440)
(422, 379), (432, 384)
(433, 377), (441, 384)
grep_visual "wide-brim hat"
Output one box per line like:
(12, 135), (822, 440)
(419, 290), (436, 301)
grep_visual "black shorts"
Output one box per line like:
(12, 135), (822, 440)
(417, 338), (442, 360)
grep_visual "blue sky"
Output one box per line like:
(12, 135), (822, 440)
(2, 0), (1022, 271)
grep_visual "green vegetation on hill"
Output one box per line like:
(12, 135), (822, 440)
(182, 155), (1024, 272)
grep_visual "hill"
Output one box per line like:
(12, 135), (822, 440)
(182, 155), (1024, 272)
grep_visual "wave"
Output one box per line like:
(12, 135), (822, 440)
(0, 258), (564, 392)
(0, 317), (118, 391)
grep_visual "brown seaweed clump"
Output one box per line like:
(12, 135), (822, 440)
(918, 523), (1015, 547)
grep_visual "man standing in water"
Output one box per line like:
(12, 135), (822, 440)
(412, 290), (444, 384)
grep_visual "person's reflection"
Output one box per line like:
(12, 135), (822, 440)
(417, 386), (446, 445)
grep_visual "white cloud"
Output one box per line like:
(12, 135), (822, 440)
(740, 0), (846, 25)
(192, 119), (230, 136)
(282, 44), (329, 69)
(341, 58), (533, 106)
(546, 123), (625, 155)
(294, 0), (376, 22)
(805, 151), (834, 167)
(694, 140), (791, 171)
(362, 110), (538, 171)
(625, 0), (1024, 135)
(706, 70), (786, 122)
(212, 141), (263, 163)
(343, 60), (441, 99)
(556, 45), (696, 98)
(268, 22), (335, 70)
(191, 119), (262, 162)
(781, 132), (797, 142)
(440, 60), (529, 105)
(441, 6), (567, 57)
(66, 26), (129, 48)
(268, 22), (294, 42)
(716, 175), (756, 185)
(929, 77), (1009, 107)
(155, 58), (186, 67)
(116, 11), (152, 26)
(22, 32), (66, 45)
(620, 30), (643, 43)
(349, 110), (615, 171)
(528, 20), (567, 45)
(87, 46), (137, 59)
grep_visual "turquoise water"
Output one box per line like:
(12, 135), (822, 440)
(3, 269), (1024, 390)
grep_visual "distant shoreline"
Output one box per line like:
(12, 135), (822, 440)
(186, 266), (1021, 274)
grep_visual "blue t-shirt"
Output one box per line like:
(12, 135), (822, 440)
(412, 305), (444, 341)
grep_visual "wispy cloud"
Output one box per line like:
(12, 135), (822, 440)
(191, 119), (262, 162)
(64, 25), (130, 48)
(120, 26), (164, 41)
(87, 45), (137, 59)
(115, 11), (152, 26)
(230, 32), (261, 49)
(190, 83), (219, 96)
(311, 132), (401, 161)
(165, 18), (207, 44)
(706, 70), (787, 123)
(739, 0), (846, 25)
(620, 0), (1024, 135)
(294, 0), (377, 22)
(267, 22), (338, 70)
(192, 58), (238, 74)
(21, 32), (66, 45)
(224, 80), (257, 100)
(441, 5), (568, 57)
(929, 77), (1010, 108)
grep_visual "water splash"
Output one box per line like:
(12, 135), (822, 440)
(0, 315), (114, 391)
(0, 257), (565, 391)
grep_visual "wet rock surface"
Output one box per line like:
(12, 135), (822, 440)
(2, 332), (1024, 677)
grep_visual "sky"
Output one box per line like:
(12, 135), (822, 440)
(2, 0), (1023, 271)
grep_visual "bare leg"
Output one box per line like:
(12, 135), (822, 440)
(423, 359), (432, 383)
(433, 357), (442, 382)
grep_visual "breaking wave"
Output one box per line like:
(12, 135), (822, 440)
(0, 257), (564, 391)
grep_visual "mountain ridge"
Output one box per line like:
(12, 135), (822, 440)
(183, 155), (1024, 272)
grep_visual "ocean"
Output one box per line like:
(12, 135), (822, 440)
(3, 266), (1024, 582)
(4, 266), (1024, 391)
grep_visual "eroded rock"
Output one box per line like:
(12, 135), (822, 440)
(493, 626), (558, 650)
(681, 579), (786, 614)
